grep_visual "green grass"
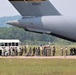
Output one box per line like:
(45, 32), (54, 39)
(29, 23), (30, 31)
(0, 59), (76, 75)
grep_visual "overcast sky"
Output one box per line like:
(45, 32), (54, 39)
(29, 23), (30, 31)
(0, 0), (20, 17)
(0, 0), (76, 17)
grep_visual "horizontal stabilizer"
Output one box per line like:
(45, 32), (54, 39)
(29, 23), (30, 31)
(9, 0), (61, 16)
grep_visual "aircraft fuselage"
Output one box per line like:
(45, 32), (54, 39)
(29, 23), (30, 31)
(7, 0), (76, 42)
(7, 16), (76, 42)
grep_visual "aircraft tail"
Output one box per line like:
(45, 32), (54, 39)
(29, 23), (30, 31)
(9, 0), (61, 16)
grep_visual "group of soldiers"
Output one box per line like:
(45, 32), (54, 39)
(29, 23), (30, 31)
(26, 46), (56, 56)
(70, 48), (76, 55)
(1, 45), (74, 57)
(61, 47), (68, 56)
(1, 47), (26, 56)
(1, 45), (56, 56)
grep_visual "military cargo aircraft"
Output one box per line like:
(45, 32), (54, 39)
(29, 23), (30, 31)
(7, 0), (76, 42)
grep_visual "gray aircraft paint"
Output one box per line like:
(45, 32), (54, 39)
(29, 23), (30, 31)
(10, 0), (61, 16)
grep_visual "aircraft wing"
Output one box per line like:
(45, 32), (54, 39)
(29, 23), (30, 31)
(9, 0), (61, 16)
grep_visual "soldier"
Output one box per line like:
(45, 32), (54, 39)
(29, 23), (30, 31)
(65, 47), (68, 56)
(10, 47), (15, 56)
(47, 46), (51, 56)
(44, 47), (47, 56)
(24, 46), (27, 55)
(18, 48), (21, 56)
(35, 47), (38, 56)
(32, 47), (35, 56)
(2, 47), (4, 56)
(5, 47), (8, 57)
(61, 46), (64, 56)
(15, 47), (18, 56)
(40, 45), (43, 56)
(52, 46), (56, 56)
(42, 47), (44, 56)
(9, 47), (11, 56)
(6, 47), (9, 56)
(13, 48), (15, 56)
(70, 48), (73, 55)
(26, 47), (32, 56)
(38, 47), (40, 56)
(29, 47), (32, 55)
(21, 47), (24, 56)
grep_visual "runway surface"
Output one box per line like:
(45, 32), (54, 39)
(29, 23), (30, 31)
(0, 56), (76, 59)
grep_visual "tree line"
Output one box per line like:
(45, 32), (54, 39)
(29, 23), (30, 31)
(0, 27), (74, 45)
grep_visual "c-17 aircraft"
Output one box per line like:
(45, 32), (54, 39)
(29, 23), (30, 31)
(7, 0), (76, 42)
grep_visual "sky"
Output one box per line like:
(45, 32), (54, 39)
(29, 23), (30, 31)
(0, 0), (76, 17)
(0, 0), (20, 17)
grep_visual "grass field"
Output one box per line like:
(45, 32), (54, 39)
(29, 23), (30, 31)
(0, 58), (76, 75)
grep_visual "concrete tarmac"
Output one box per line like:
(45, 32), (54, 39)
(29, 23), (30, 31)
(0, 56), (76, 59)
